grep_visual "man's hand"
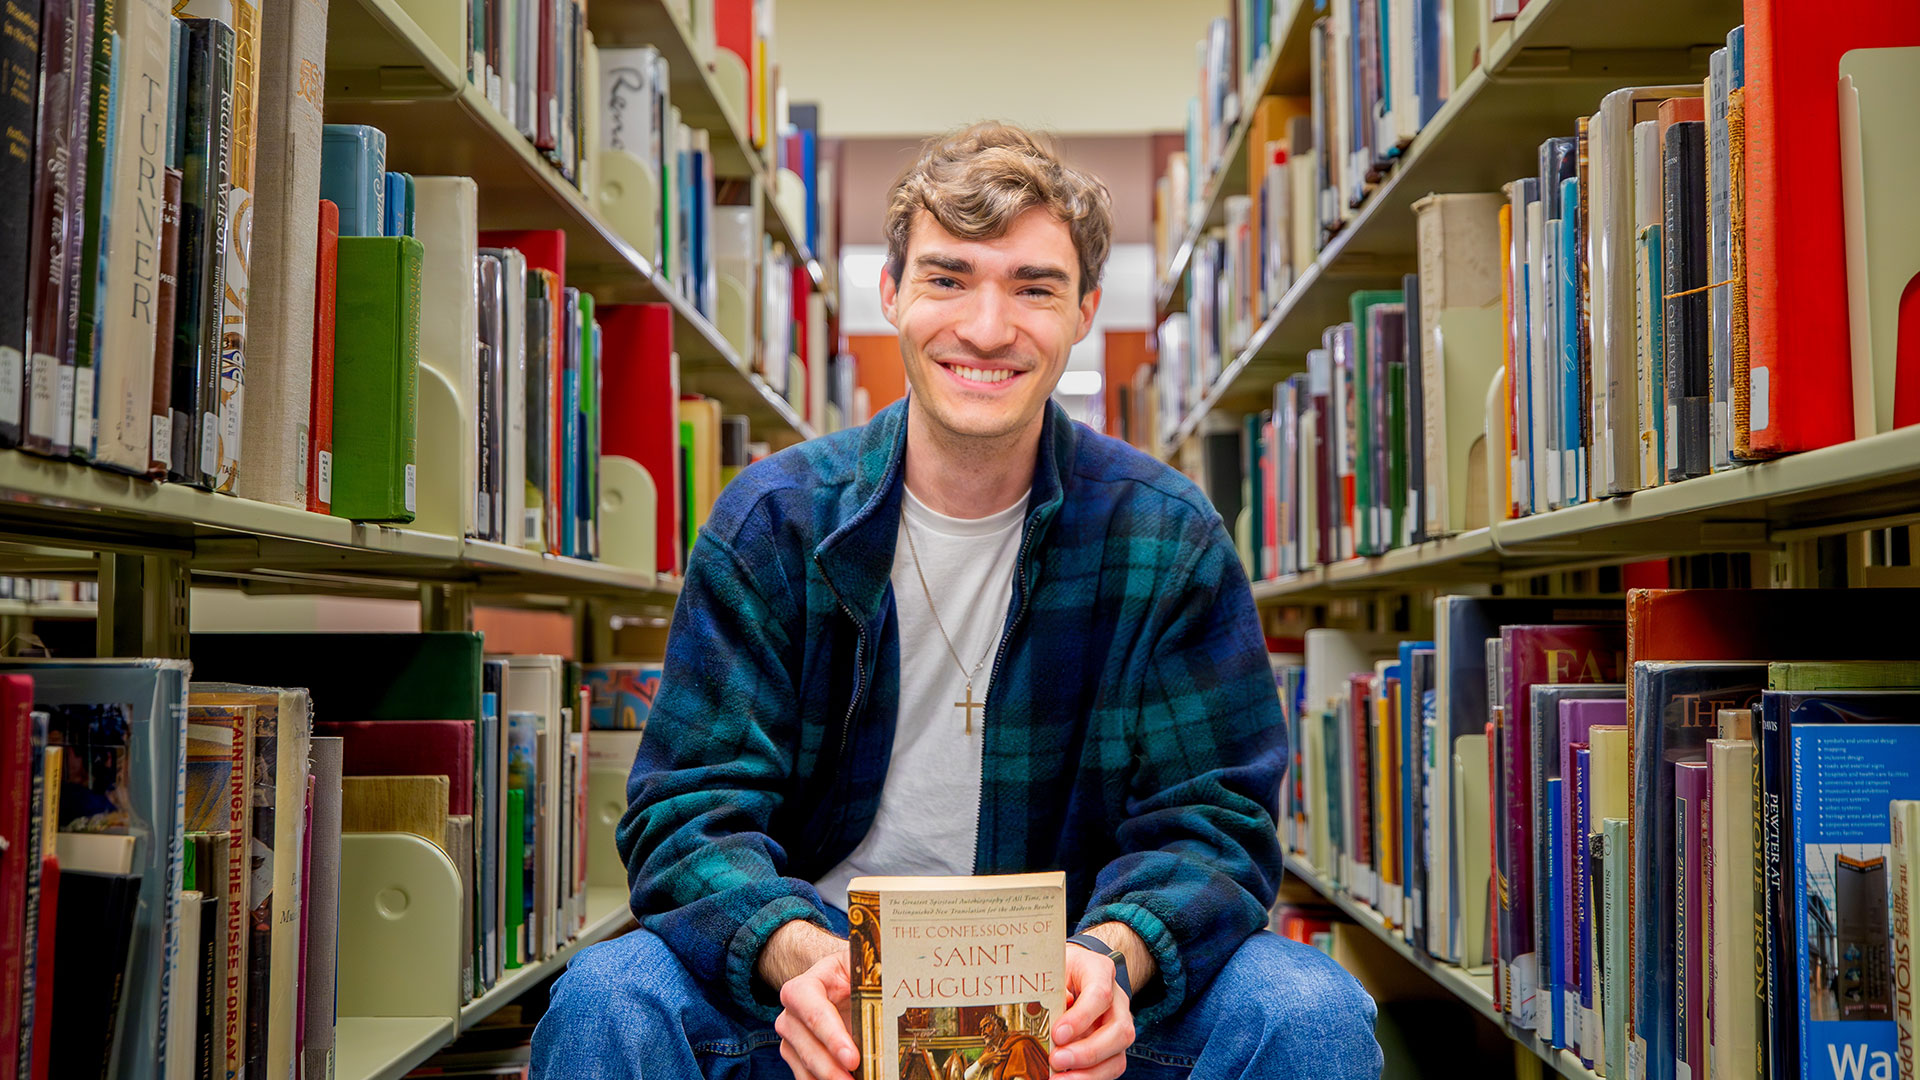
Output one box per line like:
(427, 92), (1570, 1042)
(763, 921), (859, 1080)
(1050, 924), (1151, 1080)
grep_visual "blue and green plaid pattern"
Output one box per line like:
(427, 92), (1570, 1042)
(619, 399), (1286, 1024)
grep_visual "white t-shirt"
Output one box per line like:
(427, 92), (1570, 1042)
(812, 486), (1027, 911)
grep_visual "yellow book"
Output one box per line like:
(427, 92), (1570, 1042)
(342, 774), (451, 852)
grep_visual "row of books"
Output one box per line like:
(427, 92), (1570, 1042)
(0, 581), (96, 605)
(464, 0), (591, 189)
(1278, 588), (1920, 1080)
(1151, 3), (1920, 479)
(0, 639), (662, 1080)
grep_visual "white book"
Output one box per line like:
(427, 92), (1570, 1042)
(505, 655), (565, 957)
(412, 177), (481, 539)
(1706, 50), (1733, 472)
(55, 831), (138, 873)
(1588, 85), (1702, 496)
(494, 248), (529, 550)
(165, 892), (204, 1080)
(235, 0), (329, 506)
(90, 0), (173, 472)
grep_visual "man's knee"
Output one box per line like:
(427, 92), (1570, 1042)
(1214, 933), (1381, 1063)
(541, 929), (702, 1051)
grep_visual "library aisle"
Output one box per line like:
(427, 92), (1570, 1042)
(0, 0), (1917, 1076)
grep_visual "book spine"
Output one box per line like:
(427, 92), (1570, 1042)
(27, 854), (54, 1080)
(1759, 695), (1794, 1080)
(1726, 88), (1750, 460)
(196, 20), (234, 488)
(1896, 803), (1915, 1080)
(23, 0), (80, 456)
(1604, 817), (1629, 1078)
(198, 0), (263, 493)
(149, 166), (183, 476)
(196, 894), (220, 1080)
(0, 686), (31, 1072)
(59, 0), (115, 459)
(1662, 122), (1709, 483)
(398, 240), (421, 520)
(0, 0), (45, 447)
(308, 200), (337, 514)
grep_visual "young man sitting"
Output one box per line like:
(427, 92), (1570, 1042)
(532, 122), (1381, 1080)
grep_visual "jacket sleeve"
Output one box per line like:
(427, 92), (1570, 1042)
(1076, 512), (1288, 1024)
(616, 511), (835, 1019)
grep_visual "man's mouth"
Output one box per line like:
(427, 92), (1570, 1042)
(939, 362), (1024, 387)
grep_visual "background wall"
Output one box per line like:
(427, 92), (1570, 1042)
(776, 0), (1221, 138)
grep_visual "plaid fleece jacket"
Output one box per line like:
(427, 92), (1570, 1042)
(619, 398), (1286, 1025)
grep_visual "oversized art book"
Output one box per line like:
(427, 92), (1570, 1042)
(850, 872), (1067, 1080)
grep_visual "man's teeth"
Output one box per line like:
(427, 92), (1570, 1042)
(952, 365), (1014, 384)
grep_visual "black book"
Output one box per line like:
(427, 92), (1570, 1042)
(523, 273), (551, 551)
(1402, 272), (1423, 546)
(0, 0), (45, 447)
(475, 254), (503, 543)
(195, 892), (221, 1080)
(48, 869), (142, 1078)
(59, 0), (114, 460)
(169, 18), (234, 485)
(1201, 425), (1243, 528)
(1662, 120), (1710, 483)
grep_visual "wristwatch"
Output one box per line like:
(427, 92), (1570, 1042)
(1066, 933), (1130, 998)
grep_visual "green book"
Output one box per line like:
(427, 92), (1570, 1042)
(505, 787), (524, 969)
(189, 631), (485, 719)
(680, 418), (694, 555)
(1348, 289), (1404, 556)
(332, 235), (423, 522)
(69, 0), (121, 457)
(1767, 660), (1920, 691)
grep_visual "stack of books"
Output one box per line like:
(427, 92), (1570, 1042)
(1279, 588), (1920, 1080)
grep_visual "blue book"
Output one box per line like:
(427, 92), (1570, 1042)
(383, 172), (403, 236)
(1790, 722), (1920, 1080)
(1400, 641), (1434, 952)
(320, 124), (388, 237)
(1414, 0), (1443, 128)
(1759, 691), (1920, 1080)
(1572, 744), (1595, 1066)
(478, 691), (500, 991)
(1728, 25), (1744, 89)
(1632, 662), (1767, 1080)
(1547, 776), (1565, 1049)
(1559, 176), (1583, 504)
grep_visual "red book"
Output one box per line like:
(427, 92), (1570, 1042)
(791, 262), (811, 416)
(312, 720), (475, 815)
(535, 0), (556, 151)
(1744, 0), (1920, 455)
(28, 855), (53, 1080)
(308, 201), (340, 515)
(1261, 415), (1278, 578)
(1347, 673), (1373, 880)
(1487, 717), (1503, 1010)
(0, 673), (32, 1074)
(599, 304), (682, 575)
(1497, 622), (1625, 1016)
(713, 0), (756, 143)
(477, 230), (565, 288)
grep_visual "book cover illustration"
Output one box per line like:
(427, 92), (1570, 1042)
(46, 703), (134, 831)
(1789, 723), (1920, 1080)
(583, 662), (660, 732)
(850, 873), (1066, 1080)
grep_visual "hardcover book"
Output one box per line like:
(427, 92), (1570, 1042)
(849, 873), (1066, 1080)
(331, 235), (423, 523)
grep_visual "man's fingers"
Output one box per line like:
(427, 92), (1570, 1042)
(1054, 1004), (1135, 1072)
(1053, 969), (1113, 1045)
(775, 1007), (853, 1080)
(779, 970), (858, 1072)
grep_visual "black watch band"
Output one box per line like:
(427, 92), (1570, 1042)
(1066, 933), (1130, 998)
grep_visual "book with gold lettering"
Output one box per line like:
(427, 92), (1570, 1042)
(849, 872), (1066, 1080)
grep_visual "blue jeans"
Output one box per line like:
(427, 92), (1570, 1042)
(531, 927), (1381, 1080)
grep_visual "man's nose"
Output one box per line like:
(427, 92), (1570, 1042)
(952, 287), (1018, 355)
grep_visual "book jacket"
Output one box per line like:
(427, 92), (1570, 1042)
(850, 873), (1066, 1080)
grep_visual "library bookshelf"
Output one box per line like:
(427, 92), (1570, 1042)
(1155, 0), (1740, 441)
(325, 0), (828, 445)
(1283, 856), (1600, 1080)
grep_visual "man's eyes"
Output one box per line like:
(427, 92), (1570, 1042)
(921, 277), (1056, 299)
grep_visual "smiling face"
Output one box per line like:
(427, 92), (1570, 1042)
(881, 206), (1101, 447)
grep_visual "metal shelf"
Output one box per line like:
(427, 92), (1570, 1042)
(1160, 0), (1738, 444)
(325, 0), (820, 443)
(0, 451), (685, 602)
(459, 887), (634, 1030)
(1248, 423), (1920, 604)
(1283, 855), (1600, 1080)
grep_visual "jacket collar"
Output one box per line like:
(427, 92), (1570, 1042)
(813, 397), (1077, 628)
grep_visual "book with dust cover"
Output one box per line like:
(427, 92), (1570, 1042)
(850, 872), (1066, 1080)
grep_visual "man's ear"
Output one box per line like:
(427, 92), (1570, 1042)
(880, 263), (901, 329)
(1072, 286), (1103, 345)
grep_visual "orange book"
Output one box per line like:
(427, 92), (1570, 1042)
(1743, 0), (1920, 456)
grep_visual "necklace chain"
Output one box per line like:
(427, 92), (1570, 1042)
(902, 517), (995, 684)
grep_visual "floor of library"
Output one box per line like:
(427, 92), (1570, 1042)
(338, 886), (635, 1080)
(1284, 856), (1595, 1080)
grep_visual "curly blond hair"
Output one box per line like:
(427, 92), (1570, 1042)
(884, 122), (1114, 297)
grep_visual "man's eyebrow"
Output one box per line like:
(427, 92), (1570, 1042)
(914, 254), (973, 275)
(1012, 264), (1073, 285)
